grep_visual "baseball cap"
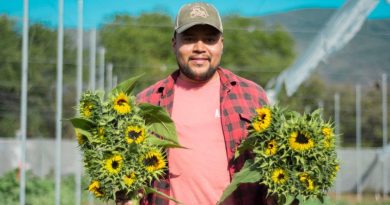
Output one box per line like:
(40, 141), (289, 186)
(174, 2), (223, 34)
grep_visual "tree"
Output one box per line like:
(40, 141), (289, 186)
(0, 16), (21, 137)
(99, 13), (176, 90)
(222, 15), (295, 86)
(0, 16), (76, 138)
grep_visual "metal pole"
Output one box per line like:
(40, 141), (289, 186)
(19, 0), (29, 204)
(75, 0), (83, 205)
(55, 0), (64, 204)
(382, 73), (388, 199)
(113, 75), (118, 88)
(356, 85), (362, 201)
(76, 0), (83, 106)
(334, 93), (340, 200)
(98, 47), (105, 90)
(89, 29), (96, 91)
(106, 63), (113, 92)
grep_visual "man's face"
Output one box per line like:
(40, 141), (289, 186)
(172, 25), (224, 82)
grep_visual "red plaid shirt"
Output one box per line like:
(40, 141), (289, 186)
(137, 68), (276, 205)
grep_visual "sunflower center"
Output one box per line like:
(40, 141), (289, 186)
(278, 173), (285, 180)
(268, 143), (274, 149)
(128, 131), (141, 140)
(117, 99), (127, 105)
(111, 160), (119, 169)
(143, 156), (158, 166)
(296, 132), (309, 144)
(259, 113), (266, 121)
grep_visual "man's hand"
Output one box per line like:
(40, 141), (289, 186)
(115, 190), (132, 205)
(116, 200), (132, 205)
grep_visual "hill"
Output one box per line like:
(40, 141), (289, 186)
(260, 9), (390, 84)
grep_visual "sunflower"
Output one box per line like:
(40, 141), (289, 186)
(322, 127), (333, 138)
(81, 102), (93, 118)
(97, 127), (105, 141)
(265, 140), (277, 156)
(324, 138), (334, 148)
(299, 173), (315, 191)
(271, 168), (288, 184)
(88, 180), (104, 197)
(105, 155), (123, 174)
(322, 127), (334, 148)
(125, 125), (146, 144)
(123, 172), (136, 186)
(335, 164), (340, 172)
(252, 107), (272, 132)
(141, 150), (166, 173)
(331, 164), (340, 181)
(113, 92), (131, 115)
(289, 131), (314, 152)
(75, 129), (87, 145)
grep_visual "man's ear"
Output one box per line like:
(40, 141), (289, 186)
(221, 36), (224, 53)
(171, 37), (176, 48)
(171, 37), (177, 54)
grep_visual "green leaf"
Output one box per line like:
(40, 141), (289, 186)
(218, 160), (261, 204)
(70, 118), (95, 131)
(110, 73), (144, 96)
(285, 195), (295, 205)
(317, 195), (324, 203)
(138, 103), (179, 145)
(145, 187), (183, 204)
(235, 136), (256, 159)
(75, 128), (92, 139)
(145, 136), (186, 149)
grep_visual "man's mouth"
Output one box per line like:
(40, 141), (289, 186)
(189, 56), (210, 64)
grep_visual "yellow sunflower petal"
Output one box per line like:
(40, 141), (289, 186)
(88, 181), (104, 197)
(265, 140), (277, 156)
(113, 92), (131, 115)
(253, 107), (272, 132)
(125, 125), (146, 144)
(123, 172), (136, 186)
(272, 168), (288, 184)
(289, 131), (314, 151)
(105, 155), (123, 174)
(141, 150), (166, 173)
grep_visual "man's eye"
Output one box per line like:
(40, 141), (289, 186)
(183, 37), (194, 41)
(205, 37), (217, 43)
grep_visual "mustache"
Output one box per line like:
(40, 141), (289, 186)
(189, 55), (211, 61)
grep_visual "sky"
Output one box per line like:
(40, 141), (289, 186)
(1, 0), (390, 28)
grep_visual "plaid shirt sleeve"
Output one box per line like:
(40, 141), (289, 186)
(137, 74), (176, 205)
(219, 68), (277, 205)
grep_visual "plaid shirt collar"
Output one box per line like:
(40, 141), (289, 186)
(156, 67), (236, 97)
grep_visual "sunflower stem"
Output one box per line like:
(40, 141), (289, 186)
(131, 197), (140, 205)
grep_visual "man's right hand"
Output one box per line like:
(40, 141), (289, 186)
(116, 200), (132, 205)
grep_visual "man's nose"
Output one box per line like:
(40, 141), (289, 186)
(193, 40), (206, 52)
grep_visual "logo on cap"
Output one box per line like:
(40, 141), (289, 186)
(190, 6), (209, 18)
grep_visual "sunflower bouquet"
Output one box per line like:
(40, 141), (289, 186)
(71, 75), (181, 204)
(218, 105), (339, 205)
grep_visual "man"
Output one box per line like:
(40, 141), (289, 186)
(120, 2), (275, 205)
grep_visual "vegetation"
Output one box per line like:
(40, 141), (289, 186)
(0, 169), (87, 205)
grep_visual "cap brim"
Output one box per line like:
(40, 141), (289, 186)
(175, 22), (222, 33)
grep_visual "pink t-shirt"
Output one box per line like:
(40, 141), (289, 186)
(169, 75), (232, 205)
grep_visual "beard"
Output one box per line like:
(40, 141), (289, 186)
(179, 64), (218, 82)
